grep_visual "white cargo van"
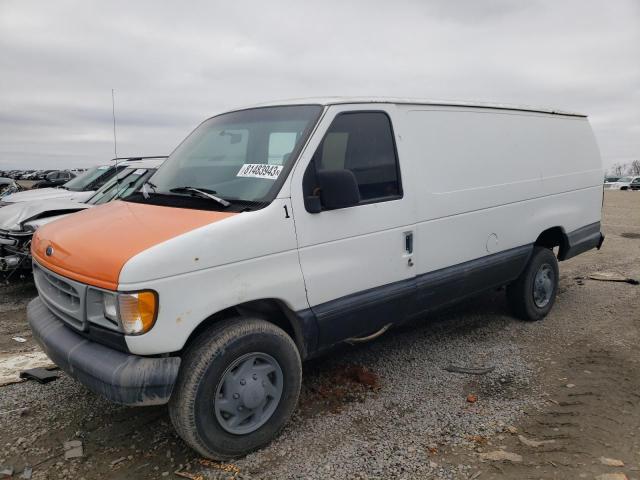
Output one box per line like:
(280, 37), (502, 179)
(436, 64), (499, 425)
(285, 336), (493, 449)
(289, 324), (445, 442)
(27, 98), (604, 459)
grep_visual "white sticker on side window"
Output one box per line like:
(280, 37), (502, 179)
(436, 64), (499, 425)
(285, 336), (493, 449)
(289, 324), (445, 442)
(236, 163), (283, 180)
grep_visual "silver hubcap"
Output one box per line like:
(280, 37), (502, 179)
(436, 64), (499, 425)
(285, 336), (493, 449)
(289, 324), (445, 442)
(214, 352), (283, 435)
(533, 263), (554, 308)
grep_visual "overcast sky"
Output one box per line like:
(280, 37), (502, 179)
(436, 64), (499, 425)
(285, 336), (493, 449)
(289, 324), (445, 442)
(0, 0), (638, 171)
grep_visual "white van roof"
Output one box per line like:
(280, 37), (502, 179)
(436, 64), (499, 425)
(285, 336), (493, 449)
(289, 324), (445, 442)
(247, 97), (586, 118)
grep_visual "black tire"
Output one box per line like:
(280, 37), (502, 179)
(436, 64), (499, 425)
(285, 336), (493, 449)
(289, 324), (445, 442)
(507, 246), (559, 321)
(169, 317), (302, 459)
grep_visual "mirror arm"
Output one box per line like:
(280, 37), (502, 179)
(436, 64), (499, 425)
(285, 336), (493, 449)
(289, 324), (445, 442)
(305, 195), (322, 214)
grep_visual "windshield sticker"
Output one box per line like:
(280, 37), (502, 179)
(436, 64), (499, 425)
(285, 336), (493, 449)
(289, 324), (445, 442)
(132, 169), (146, 175)
(236, 164), (283, 180)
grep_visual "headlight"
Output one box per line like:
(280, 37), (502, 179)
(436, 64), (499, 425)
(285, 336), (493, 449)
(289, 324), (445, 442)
(102, 292), (119, 321)
(100, 290), (158, 335)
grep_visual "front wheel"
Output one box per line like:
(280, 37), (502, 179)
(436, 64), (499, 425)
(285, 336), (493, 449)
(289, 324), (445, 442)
(507, 246), (559, 321)
(169, 318), (302, 459)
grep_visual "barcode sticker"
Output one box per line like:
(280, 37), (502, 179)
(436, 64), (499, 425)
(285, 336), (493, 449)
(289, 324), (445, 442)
(236, 164), (283, 180)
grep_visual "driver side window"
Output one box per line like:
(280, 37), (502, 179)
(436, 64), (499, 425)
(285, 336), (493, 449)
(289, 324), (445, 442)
(303, 111), (402, 209)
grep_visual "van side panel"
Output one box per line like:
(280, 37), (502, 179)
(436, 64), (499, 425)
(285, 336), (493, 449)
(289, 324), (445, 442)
(398, 107), (603, 279)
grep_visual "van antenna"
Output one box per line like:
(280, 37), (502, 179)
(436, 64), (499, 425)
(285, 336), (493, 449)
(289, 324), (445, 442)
(112, 88), (119, 191)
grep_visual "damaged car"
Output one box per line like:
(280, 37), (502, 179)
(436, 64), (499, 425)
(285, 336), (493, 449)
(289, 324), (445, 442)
(0, 178), (24, 198)
(0, 157), (164, 274)
(0, 157), (163, 207)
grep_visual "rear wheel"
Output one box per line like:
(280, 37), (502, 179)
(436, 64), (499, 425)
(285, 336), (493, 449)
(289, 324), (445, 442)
(507, 246), (559, 321)
(169, 318), (302, 459)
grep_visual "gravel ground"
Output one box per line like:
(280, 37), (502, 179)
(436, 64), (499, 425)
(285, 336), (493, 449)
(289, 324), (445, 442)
(0, 191), (638, 480)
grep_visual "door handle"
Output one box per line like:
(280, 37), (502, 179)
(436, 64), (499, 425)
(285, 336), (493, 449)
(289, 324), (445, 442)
(404, 231), (413, 254)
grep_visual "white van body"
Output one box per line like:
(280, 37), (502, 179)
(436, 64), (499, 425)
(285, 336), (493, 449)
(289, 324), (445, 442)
(117, 99), (602, 354)
(27, 98), (604, 457)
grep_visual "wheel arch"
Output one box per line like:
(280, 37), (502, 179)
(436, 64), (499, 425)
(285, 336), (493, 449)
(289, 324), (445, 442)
(181, 298), (314, 360)
(535, 226), (570, 260)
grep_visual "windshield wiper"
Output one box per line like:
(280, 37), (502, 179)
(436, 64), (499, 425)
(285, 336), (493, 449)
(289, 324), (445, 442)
(169, 187), (230, 207)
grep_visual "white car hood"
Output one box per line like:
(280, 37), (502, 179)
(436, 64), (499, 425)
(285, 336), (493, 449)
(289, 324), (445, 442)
(0, 199), (91, 232)
(2, 188), (95, 204)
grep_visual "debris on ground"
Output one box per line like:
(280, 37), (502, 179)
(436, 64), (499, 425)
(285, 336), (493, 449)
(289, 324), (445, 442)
(199, 459), (241, 477)
(505, 426), (518, 434)
(63, 440), (83, 459)
(175, 470), (205, 480)
(599, 457), (625, 467)
(468, 435), (488, 445)
(0, 407), (29, 416)
(478, 450), (523, 462)
(11, 337), (27, 343)
(0, 465), (14, 478)
(595, 473), (629, 480)
(517, 434), (555, 447)
(0, 351), (54, 386)
(110, 457), (127, 468)
(466, 394), (478, 403)
(444, 364), (496, 375)
(19, 466), (32, 479)
(588, 271), (639, 285)
(19, 367), (58, 384)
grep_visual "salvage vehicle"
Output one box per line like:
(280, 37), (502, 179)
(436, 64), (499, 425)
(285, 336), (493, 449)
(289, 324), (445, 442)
(0, 178), (24, 198)
(0, 159), (158, 207)
(27, 98), (605, 459)
(1, 166), (112, 206)
(604, 175), (640, 190)
(32, 170), (75, 188)
(0, 158), (164, 273)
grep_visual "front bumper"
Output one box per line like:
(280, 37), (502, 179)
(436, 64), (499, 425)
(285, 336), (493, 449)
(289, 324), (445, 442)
(28, 297), (180, 406)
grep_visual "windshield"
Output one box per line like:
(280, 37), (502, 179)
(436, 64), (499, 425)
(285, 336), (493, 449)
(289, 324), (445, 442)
(145, 105), (322, 208)
(87, 167), (156, 205)
(63, 165), (115, 192)
(618, 177), (633, 182)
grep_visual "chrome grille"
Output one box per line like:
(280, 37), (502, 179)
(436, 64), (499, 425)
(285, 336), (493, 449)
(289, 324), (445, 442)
(33, 261), (88, 331)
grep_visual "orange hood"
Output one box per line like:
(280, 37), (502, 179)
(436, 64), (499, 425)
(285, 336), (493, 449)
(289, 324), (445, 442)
(32, 201), (236, 290)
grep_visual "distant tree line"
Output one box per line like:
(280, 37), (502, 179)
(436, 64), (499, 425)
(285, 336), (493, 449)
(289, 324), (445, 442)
(608, 160), (640, 177)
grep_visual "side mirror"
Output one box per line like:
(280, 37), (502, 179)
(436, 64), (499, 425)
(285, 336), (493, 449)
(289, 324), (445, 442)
(306, 169), (360, 212)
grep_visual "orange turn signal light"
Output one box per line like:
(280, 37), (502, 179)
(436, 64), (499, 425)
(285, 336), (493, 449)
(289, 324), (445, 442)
(118, 291), (158, 335)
